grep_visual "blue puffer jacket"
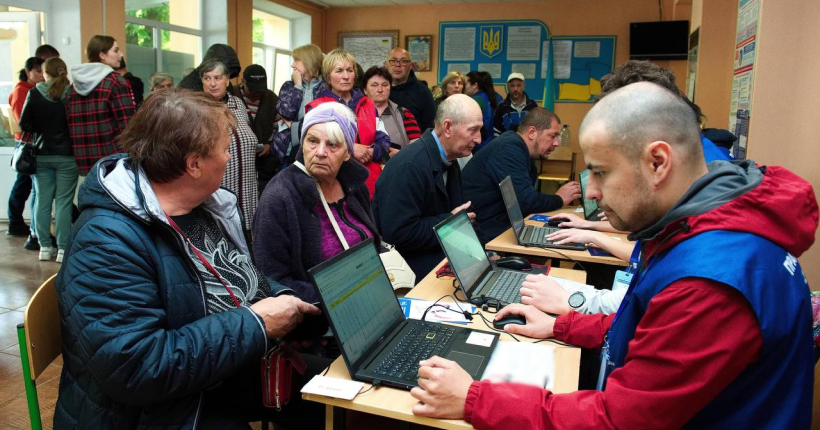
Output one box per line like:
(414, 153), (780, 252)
(53, 154), (272, 429)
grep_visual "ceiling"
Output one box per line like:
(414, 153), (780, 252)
(303, 0), (532, 8)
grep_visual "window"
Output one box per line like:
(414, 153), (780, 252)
(252, 9), (292, 93)
(125, 0), (202, 100)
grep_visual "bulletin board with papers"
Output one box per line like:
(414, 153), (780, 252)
(550, 35), (616, 103)
(438, 20), (553, 106)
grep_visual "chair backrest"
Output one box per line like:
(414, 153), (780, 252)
(3, 105), (21, 134)
(538, 147), (577, 182)
(23, 274), (62, 380)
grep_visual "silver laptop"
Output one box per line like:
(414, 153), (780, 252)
(308, 238), (498, 390)
(435, 211), (530, 306)
(499, 176), (586, 251)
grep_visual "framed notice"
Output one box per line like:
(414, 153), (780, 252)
(338, 30), (399, 71)
(406, 35), (432, 71)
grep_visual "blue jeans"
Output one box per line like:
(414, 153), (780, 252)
(32, 156), (79, 249)
(7, 172), (35, 232)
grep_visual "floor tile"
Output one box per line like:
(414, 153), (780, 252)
(0, 281), (39, 310)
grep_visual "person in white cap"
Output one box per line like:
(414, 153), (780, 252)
(494, 72), (538, 134)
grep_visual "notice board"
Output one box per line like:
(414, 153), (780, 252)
(550, 36), (616, 103)
(438, 20), (553, 106)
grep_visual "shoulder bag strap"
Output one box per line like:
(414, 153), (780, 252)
(293, 161), (349, 250)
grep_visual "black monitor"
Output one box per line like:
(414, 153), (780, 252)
(629, 21), (690, 60)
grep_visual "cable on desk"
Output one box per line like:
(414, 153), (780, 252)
(358, 380), (380, 395)
(523, 244), (588, 272)
(534, 338), (570, 346)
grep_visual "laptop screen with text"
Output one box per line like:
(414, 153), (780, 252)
(500, 176), (525, 236)
(311, 241), (403, 367)
(437, 211), (490, 291)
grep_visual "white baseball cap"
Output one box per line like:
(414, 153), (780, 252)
(506, 72), (525, 83)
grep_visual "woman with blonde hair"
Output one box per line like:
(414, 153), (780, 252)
(19, 57), (79, 262)
(435, 71), (465, 107)
(306, 48), (389, 197)
(272, 44), (326, 165)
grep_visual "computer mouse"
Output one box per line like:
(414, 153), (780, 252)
(546, 218), (564, 227)
(492, 314), (527, 330)
(495, 256), (532, 271)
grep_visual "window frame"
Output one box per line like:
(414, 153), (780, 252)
(125, 5), (203, 73)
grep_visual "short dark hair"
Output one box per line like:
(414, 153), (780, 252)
(362, 66), (392, 86)
(86, 35), (116, 63)
(519, 107), (561, 132)
(35, 44), (60, 60)
(118, 89), (236, 183)
(597, 60), (705, 126)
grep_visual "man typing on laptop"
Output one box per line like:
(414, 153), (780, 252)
(409, 82), (815, 429)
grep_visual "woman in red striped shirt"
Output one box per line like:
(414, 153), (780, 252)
(362, 66), (422, 158)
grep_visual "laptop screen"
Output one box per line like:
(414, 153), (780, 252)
(499, 176), (525, 236)
(435, 211), (491, 293)
(309, 240), (404, 367)
(579, 169), (600, 219)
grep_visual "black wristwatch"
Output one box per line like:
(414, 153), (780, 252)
(568, 291), (586, 310)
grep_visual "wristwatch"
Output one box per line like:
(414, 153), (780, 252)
(568, 291), (586, 310)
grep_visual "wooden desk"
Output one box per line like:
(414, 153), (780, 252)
(302, 265), (584, 430)
(485, 207), (632, 267)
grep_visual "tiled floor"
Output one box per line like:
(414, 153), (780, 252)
(0, 222), (423, 430)
(0, 223), (62, 430)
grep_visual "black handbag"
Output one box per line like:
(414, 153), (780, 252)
(10, 136), (36, 175)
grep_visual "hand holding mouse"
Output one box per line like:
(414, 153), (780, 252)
(494, 303), (556, 339)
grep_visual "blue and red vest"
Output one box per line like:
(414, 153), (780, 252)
(601, 229), (812, 429)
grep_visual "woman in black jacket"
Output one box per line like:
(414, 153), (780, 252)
(19, 57), (78, 262)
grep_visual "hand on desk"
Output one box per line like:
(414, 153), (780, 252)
(410, 356), (472, 419)
(520, 274), (571, 315)
(549, 212), (594, 229)
(495, 303), (557, 338)
(555, 181), (581, 206)
(547, 228), (605, 248)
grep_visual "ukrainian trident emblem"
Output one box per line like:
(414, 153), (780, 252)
(480, 25), (503, 58)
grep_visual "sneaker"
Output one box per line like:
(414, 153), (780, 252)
(56, 249), (65, 264)
(6, 223), (29, 236)
(24, 235), (40, 251)
(39, 247), (56, 261)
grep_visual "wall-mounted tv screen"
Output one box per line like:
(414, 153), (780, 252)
(630, 21), (690, 60)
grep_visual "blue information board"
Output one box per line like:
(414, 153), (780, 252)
(551, 36), (616, 103)
(438, 20), (553, 107)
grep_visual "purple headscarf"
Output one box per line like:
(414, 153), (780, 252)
(301, 103), (357, 153)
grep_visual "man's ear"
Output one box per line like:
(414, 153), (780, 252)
(644, 141), (673, 188)
(442, 119), (454, 138)
(186, 153), (203, 180)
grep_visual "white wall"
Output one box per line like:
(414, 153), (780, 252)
(202, 0), (228, 54)
(48, 0), (82, 68)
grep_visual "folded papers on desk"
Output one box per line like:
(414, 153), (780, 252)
(481, 342), (556, 389)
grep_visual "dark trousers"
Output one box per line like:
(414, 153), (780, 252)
(8, 173), (35, 229)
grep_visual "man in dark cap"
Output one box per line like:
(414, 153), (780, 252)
(178, 43), (241, 95)
(239, 64), (280, 192)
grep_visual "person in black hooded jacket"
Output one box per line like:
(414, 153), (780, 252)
(178, 43), (241, 95)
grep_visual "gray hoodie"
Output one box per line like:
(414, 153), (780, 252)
(70, 62), (115, 96)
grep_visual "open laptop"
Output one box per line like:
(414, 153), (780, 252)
(499, 176), (586, 251)
(579, 169), (604, 220)
(435, 210), (534, 306)
(308, 238), (498, 390)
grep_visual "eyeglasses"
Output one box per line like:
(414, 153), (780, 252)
(388, 59), (412, 65)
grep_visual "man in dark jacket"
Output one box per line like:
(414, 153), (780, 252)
(386, 48), (436, 132)
(410, 82), (816, 430)
(463, 107), (581, 243)
(493, 72), (538, 134)
(178, 43), (241, 95)
(373, 94), (481, 280)
(116, 56), (144, 107)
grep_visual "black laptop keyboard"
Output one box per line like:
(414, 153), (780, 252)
(523, 225), (559, 244)
(486, 270), (528, 304)
(374, 322), (456, 382)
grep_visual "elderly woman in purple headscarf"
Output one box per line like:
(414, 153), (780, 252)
(253, 103), (381, 303)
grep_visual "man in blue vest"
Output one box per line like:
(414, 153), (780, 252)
(408, 82), (816, 429)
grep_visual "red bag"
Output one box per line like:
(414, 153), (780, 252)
(261, 344), (307, 410)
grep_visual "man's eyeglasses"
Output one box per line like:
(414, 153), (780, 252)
(388, 59), (412, 65)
